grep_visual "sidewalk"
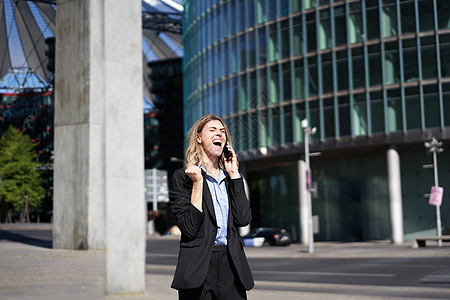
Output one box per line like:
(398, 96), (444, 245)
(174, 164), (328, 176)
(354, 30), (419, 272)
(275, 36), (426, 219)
(1, 223), (449, 300)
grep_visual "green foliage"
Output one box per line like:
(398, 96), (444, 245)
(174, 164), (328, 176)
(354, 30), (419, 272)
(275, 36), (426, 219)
(0, 126), (45, 213)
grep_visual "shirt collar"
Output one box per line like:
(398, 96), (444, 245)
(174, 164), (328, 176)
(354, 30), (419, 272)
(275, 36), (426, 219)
(200, 165), (228, 183)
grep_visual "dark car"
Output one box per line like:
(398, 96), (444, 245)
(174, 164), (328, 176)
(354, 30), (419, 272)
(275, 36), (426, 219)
(243, 227), (293, 247)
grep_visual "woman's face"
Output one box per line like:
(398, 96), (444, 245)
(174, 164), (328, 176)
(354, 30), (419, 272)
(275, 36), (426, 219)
(197, 120), (226, 158)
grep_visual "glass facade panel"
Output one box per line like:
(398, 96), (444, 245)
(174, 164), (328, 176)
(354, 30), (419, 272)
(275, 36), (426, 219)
(293, 16), (303, 56)
(281, 20), (290, 58)
(323, 98), (335, 138)
(385, 47), (400, 84)
(238, 0), (246, 31)
(295, 102), (306, 142)
(369, 47), (382, 86)
(403, 40), (419, 82)
(335, 6), (347, 46)
(353, 94), (368, 136)
(444, 87), (450, 126)
(308, 57), (318, 96)
(339, 96), (351, 136)
(421, 44), (437, 80)
(256, 0), (266, 24)
(424, 85), (440, 128)
(294, 59), (305, 99)
(307, 12), (317, 52)
(270, 65), (279, 103)
(240, 74), (248, 110)
(370, 91), (384, 133)
(284, 104), (293, 143)
(282, 62), (291, 101)
(405, 87), (421, 129)
(319, 9), (332, 50)
(437, 1), (450, 29)
(400, 1), (416, 34)
(387, 89), (402, 132)
(418, 0), (435, 32)
(250, 71), (257, 108)
(349, 3), (363, 43)
(269, 23), (279, 61)
(352, 48), (366, 88)
(366, 5), (380, 40)
(258, 26), (267, 65)
(336, 51), (348, 91)
(239, 34), (246, 71)
(382, 3), (398, 37)
(248, 30), (256, 68)
(322, 54), (333, 93)
(441, 41), (450, 77)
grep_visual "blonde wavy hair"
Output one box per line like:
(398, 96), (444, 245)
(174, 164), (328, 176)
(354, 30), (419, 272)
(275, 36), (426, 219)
(184, 114), (235, 170)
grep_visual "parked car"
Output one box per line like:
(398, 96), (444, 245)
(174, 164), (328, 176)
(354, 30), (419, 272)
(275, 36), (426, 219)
(242, 227), (293, 247)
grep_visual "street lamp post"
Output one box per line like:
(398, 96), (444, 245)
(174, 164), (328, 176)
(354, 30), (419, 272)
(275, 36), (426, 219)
(302, 119), (316, 254)
(424, 137), (444, 247)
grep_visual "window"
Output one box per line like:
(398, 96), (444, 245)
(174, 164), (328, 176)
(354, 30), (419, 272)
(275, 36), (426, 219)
(335, 6), (347, 46)
(319, 9), (332, 50)
(322, 53), (333, 93)
(419, 0), (435, 32)
(239, 34), (247, 71)
(284, 104), (293, 143)
(282, 62), (292, 101)
(294, 59), (305, 99)
(387, 89), (402, 132)
(366, 5), (380, 40)
(403, 39), (419, 82)
(337, 51), (348, 91)
(240, 74), (248, 110)
(293, 16), (303, 56)
(437, 1), (450, 29)
(258, 26), (267, 65)
(440, 39), (450, 77)
(306, 12), (317, 52)
(421, 39), (437, 79)
(349, 3), (364, 43)
(248, 30), (257, 68)
(308, 57), (318, 96)
(368, 45), (382, 86)
(323, 98), (335, 138)
(405, 87), (421, 129)
(400, 1), (416, 34)
(385, 42), (400, 84)
(270, 65), (280, 102)
(352, 93), (368, 136)
(352, 47), (366, 88)
(281, 20), (290, 58)
(424, 85), (440, 128)
(269, 23), (280, 61)
(382, 3), (398, 37)
(370, 91), (384, 133)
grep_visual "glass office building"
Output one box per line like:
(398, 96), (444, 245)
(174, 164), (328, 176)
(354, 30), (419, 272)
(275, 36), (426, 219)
(183, 0), (450, 241)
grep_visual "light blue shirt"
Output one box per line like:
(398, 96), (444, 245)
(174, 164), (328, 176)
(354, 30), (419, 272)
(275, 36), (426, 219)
(201, 166), (229, 246)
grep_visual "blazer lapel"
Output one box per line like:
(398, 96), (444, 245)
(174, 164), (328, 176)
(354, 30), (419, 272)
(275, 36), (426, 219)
(202, 176), (217, 225)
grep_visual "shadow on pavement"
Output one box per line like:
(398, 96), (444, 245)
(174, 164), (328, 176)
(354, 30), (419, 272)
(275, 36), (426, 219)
(0, 229), (52, 249)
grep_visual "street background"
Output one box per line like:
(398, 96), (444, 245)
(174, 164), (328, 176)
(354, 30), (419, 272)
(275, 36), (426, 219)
(1, 223), (450, 300)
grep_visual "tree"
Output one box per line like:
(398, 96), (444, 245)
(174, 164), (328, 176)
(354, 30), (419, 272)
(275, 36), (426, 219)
(0, 126), (45, 221)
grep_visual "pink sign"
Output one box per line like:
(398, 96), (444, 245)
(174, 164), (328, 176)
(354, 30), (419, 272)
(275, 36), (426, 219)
(429, 186), (444, 206)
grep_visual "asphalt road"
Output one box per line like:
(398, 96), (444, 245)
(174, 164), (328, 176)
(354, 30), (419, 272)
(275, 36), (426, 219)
(2, 226), (450, 299)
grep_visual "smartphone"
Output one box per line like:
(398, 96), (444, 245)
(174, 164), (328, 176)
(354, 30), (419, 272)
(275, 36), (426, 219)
(223, 142), (232, 159)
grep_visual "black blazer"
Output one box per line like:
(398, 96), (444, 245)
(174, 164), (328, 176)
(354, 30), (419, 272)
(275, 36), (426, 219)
(169, 168), (254, 291)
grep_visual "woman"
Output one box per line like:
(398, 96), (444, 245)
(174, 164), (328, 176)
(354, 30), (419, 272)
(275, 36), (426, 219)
(169, 114), (254, 299)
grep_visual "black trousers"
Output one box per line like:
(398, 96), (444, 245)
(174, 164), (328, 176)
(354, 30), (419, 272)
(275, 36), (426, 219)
(178, 245), (247, 300)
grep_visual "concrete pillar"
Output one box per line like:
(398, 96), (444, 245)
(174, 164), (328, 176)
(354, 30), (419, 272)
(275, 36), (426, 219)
(298, 157), (309, 245)
(387, 146), (404, 244)
(53, 0), (145, 294)
(53, 0), (106, 251)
